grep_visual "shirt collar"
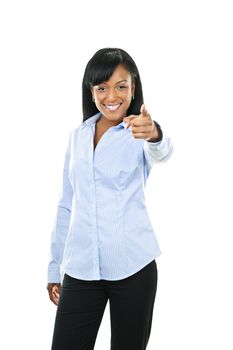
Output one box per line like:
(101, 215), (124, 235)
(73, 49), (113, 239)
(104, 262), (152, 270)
(82, 112), (127, 129)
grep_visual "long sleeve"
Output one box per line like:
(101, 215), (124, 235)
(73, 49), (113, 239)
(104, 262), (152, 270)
(143, 121), (173, 175)
(47, 131), (74, 283)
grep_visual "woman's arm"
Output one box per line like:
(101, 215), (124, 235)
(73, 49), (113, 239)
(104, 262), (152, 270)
(143, 121), (174, 174)
(47, 131), (74, 284)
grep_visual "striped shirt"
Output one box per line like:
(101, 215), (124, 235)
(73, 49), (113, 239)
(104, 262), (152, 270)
(47, 112), (173, 283)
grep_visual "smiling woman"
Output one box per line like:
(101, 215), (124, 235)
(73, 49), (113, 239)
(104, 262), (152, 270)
(82, 48), (143, 124)
(90, 65), (135, 121)
(47, 47), (173, 350)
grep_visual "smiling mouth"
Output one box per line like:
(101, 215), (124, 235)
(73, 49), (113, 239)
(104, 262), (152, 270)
(104, 103), (122, 111)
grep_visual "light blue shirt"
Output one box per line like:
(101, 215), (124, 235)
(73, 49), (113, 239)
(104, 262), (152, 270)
(47, 112), (173, 283)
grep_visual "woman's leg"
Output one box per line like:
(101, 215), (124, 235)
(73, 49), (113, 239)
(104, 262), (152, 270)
(108, 260), (158, 350)
(51, 273), (108, 350)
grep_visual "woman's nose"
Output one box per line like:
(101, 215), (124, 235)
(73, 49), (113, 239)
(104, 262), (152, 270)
(106, 88), (118, 101)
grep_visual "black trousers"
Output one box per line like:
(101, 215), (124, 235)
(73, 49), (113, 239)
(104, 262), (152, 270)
(51, 259), (158, 350)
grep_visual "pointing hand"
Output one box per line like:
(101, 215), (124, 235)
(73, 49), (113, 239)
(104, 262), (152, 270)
(123, 104), (159, 141)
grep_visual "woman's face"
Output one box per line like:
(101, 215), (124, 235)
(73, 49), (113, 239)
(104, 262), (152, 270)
(91, 64), (135, 123)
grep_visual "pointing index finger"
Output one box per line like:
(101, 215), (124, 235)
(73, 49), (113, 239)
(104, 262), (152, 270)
(123, 115), (138, 128)
(140, 104), (149, 117)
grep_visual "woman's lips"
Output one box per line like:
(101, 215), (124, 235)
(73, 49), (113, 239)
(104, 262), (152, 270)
(104, 103), (122, 111)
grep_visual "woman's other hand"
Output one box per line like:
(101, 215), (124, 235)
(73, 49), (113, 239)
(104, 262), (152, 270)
(47, 283), (61, 305)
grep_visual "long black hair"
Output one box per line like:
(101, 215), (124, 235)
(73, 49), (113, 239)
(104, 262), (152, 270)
(82, 48), (144, 122)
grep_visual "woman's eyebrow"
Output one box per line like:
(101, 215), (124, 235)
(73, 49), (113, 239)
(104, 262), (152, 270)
(97, 79), (128, 86)
(116, 79), (128, 83)
(98, 79), (128, 86)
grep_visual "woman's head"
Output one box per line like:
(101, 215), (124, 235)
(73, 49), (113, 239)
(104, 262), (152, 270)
(82, 48), (144, 122)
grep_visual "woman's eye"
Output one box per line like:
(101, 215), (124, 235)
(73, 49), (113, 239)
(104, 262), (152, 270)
(96, 85), (127, 92)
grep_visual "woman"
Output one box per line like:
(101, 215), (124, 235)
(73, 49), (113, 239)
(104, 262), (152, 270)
(47, 47), (173, 350)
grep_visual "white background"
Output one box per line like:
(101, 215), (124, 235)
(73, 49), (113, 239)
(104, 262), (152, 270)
(0, 0), (233, 349)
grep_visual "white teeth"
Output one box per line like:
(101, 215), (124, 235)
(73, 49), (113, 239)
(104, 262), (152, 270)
(105, 104), (121, 111)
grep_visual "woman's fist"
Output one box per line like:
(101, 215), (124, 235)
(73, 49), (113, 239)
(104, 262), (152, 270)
(47, 283), (61, 306)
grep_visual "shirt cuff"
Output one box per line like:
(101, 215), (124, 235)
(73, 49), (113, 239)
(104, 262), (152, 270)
(47, 261), (61, 283)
